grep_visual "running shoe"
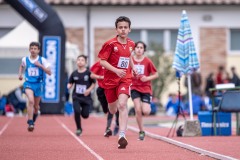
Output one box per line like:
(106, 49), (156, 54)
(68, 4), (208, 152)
(27, 120), (34, 132)
(76, 129), (82, 136)
(139, 131), (145, 141)
(118, 136), (128, 149)
(104, 128), (112, 137)
(113, 125), (119, 136)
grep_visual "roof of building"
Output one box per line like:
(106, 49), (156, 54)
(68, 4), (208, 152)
(1, 0), (240, 5)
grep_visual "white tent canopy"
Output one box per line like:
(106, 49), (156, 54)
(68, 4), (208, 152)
(0, 20), (79, 74)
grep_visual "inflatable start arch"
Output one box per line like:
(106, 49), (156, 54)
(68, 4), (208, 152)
(6, 0), (66, 114)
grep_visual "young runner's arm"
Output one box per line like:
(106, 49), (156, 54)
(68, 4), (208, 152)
(34, 58), (51, 75)
(84, 82), (96, 97)
(130, 56), (138, 76)
(140, 72), (159, 82)
(18, 64), (24, 81)
(18, 58), (25, 81)
(90, 72), (104, 80)
(100, 59), (126, 78)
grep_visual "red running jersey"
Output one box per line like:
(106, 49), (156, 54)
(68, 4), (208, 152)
(98, 36), (135, 89)
(131, 57), (157, 95)
(90, 61), (105, 88)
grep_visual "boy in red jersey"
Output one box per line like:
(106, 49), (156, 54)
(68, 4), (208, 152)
(90, 60), (119, 137)
(98, 16), (137, 149)
(131, 41), (158, 141)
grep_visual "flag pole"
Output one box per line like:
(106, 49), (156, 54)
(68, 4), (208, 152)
(187, 74), (194, 120)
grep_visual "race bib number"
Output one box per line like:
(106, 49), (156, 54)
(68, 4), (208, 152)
(135, 64), (145, 75)
(28, 67), (39, 76)
(117, 57), (129, 69)
(76, 84), (87, 94)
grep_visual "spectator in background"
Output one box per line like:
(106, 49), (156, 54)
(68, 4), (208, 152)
(201, 93), (212, 111)
(165, 93), (184, 116)
(14, 85), (27, 114)
(184, 69), (202, 96)
(184, 93), (205, 115)
(216, 65), (225, 84)
(7, 85), (26, 115)
(230, 66), (240, 86)
(205, 72), (215, 97)
(0, 92), (7, 115)
(222, 71), (231, 84)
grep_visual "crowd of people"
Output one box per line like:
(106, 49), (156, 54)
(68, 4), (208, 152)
(1, 15), (240, 150)
(165, 65), (240, 116)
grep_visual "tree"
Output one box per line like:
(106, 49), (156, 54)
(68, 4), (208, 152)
(147, 43), (175, 103)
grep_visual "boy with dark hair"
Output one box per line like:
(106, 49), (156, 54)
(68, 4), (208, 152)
(18, 41), (51, 131)
(98, 16), (137, 149)
(67, 55), (96, 136)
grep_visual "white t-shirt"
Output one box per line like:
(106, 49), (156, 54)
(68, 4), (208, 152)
(21, 56), (51, 69)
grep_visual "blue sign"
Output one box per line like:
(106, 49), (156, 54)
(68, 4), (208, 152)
(18, 0), (48, 22)
(198, 111), (231, 136)
(42, 36), (61, 103)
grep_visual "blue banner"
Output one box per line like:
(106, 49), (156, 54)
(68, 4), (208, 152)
(42, 36), (61, 103)
(18, 0), (48, 22)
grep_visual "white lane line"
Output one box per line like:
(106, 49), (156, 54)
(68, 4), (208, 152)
(128, 125), (237, 160)
(54, 117), (104, 160)
(0, 118), (12, 136)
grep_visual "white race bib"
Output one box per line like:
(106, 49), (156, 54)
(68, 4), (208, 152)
(28, 67), (39, 76)
(117, 57), (130, 69)
(135, 64), (145, 75)
(76, 84), (87, 94)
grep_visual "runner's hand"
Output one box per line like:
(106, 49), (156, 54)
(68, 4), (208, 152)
(115, 69), (126, 78)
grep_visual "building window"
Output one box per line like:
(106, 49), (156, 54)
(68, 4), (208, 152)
(147, 29), (164, 50)
(230, 29), (240, 51)
(170, 30), (178, 51)
(128, 29), (141, 42)
(129, 29), (178, 53)
(0, 58), (21, 75)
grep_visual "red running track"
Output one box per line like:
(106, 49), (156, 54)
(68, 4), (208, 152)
(0, 114), (236, 160)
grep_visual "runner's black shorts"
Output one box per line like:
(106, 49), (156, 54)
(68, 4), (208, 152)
(131, 89), (151, 104)
(72, 96), (93, 117)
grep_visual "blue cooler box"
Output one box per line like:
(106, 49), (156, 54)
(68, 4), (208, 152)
(198, 111), (231, 136)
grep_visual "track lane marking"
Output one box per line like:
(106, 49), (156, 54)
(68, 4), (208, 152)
(0, 118), (12, 136)
(54, 117), (104, 160)
(128, 125), (237, 160)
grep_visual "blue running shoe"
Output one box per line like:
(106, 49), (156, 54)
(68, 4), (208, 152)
(27, 120), (34, 132)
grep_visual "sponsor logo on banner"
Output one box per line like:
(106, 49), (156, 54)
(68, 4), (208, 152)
(19, 0), (48, 22)
(42, 36), (60, 103)
(201, 122), (230, 128)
